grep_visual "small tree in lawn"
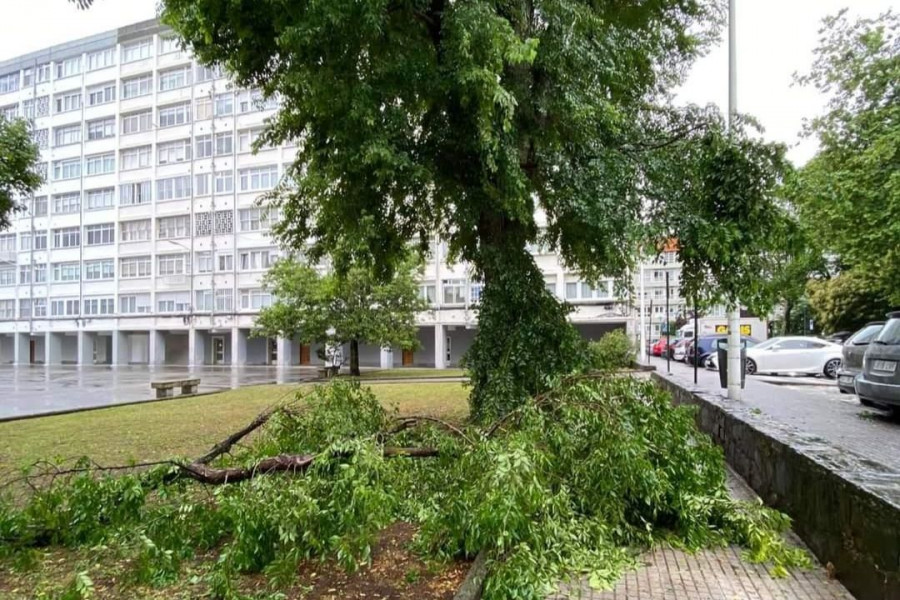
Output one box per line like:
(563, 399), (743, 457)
(255, 252), (425, 376)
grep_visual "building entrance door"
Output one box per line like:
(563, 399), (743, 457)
(300, 344), (311, 365)
(402, 349), (414, 366)
(212, 336), (226, 365)
(29, 340), (35, 364)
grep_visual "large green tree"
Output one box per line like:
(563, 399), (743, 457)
(163, 0), (790, 419)
(0, 116), (43, 230)
(793, 10), (900, 306)
(255, 253), (425, 376)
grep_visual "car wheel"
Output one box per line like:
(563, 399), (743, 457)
(823, 358), (841, 380)
(745, 358), (757, 375)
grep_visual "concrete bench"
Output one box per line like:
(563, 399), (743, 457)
(150, 378), (200, 399)
(318, 366), (340, 379)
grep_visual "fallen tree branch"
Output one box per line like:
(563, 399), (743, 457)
(387, 415), (475, 445)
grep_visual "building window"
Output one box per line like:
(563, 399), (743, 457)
(26, 196), (48, 217)
(54, 90), (82, 114)
(419, 283), (436, 304)
(157, 215), (190, 239)
(52, 261), (80, 281)
(194, 210), (234, 236)
(20, 231), (48, 251)
(85, 188), (115, 210)
(195, 289), (234, 312)
(215, 171), (234, 194)
(120, 294), (151, 314)
(218, 253), (233, 272)
(469, 282), (483, 304)
(87, 48), (115, 71)
(214, 93), (233, 116)
(195, 252), (212, 273)
(157, 253), (187, 276)
(442, 279), (466, 305)
(156, 292), (191, 313)
(564, 279), (612, 301)
(0, 299), (15, 319)
(84, 259), (114, 280)
(53, 158), (81, 181)
(237, 89), (278, 113)
(19, 263), (47, 284)
(0, 234), (14, 255)
(157, 139), (191, 164)
(120, 219), (151, 242)
(120, 181), (151, 205)
(23, 96), (50, 119)
(53, 123), (81, 147)
(55, 56), (82, 79)
(195, 134), (212, 158)
(83, 297), (115, 315)
(87, 82), (116, 106)
(195, 96), (212, 120)
(238, 207), (274, 232)
(195, 64), (221, 83)
(122, 74), (153, 99)
(51, 299), (80, 316)
(239, 165), (279, 191)
(158, 66), (192, 91)
(195, 174), (210, 196)
(158, 36), (181, 55)
(120, 145), (151, 170)
(158, 102), (190, 128)
(238, 128), (270, 153)
(87, 117), (116, 140)
(52, 193), (81, 215)
(239, 248), (277, 271)
(84, 153), (115, 176)
(215, 132), (233, 155)
(0, 104), (17, 120)
(156, 176), (192, 201)
(0, 267), (15, 286)
(119, 255), (151, 278)
(240, 288), (273, 310)
(20, 298), (47, 318)
(85, 223), (115, 246)
(122, 39), (152, 63)
(121, 110), (152, 134)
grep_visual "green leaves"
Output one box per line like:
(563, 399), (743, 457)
(0, 116), (43, 231)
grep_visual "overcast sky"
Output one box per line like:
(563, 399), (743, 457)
(0, 0), (897, 165)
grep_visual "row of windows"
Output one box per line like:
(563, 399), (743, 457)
(0, 288), (272, 319)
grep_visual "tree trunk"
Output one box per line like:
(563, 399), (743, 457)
(783, 300), (793, 336)
(350, 338), (361, 376)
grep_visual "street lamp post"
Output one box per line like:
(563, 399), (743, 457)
(726, 0), (743, 400)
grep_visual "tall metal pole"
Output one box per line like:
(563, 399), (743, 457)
(639, 260), (647, 363)
(665, 270), (671, 373)
(693, 298), (699, 384)
(726, 0), (742, 400)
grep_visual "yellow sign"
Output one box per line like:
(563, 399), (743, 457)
(714, 324), (752, 335)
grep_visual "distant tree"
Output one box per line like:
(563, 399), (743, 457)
(793, 10), (900, 304)
(254, 252), (425, 376)
(0, 116), (43, 230)
(806, 270), (892, 334)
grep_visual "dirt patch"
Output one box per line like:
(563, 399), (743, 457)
(292, 522), (469, 599)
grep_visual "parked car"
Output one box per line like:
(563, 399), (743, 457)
(744, 336), (842, 378)
(687, 335), (760, 367)
(855, 311), (900, 412)
(671, 339), (692, 362)
(827, 331), (854, 344)
(650, 338), (667, 357)
(837, 322), (884, 394)
(703, 336), (762, 370)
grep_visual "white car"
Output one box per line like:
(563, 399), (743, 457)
(745, 336), (843, 379)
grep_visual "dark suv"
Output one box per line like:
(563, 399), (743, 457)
(837, 321), (884, 394)
(686, 334), (760, 366)
(856, 311), (900, 412)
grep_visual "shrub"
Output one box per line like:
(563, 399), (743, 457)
(586, 330), (635, 371)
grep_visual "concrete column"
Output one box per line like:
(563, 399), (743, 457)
(434, 324), (446, 369)
(13, 332), (29, 365)
(277, 337), (295, 367)
(231, 328), (247, 366)
(112, 331), (129, 366)
(77, 331), (93, 365)
(45, 332), (63, 365)
(379, 346), (393, 369)
(188, 328), (205, 367)
(149, 330), (166, 365)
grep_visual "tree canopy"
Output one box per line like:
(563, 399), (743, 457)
(0, 116), (42, 231)
(793, 10), (900, 307)
(162, 0), (791, 418)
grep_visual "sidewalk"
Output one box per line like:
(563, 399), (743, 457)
(649, 357), (900, 473)
(552, 468), (852, 600)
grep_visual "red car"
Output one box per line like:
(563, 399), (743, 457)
(650, 338), (668, 357)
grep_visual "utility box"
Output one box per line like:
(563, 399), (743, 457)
(717, 339), (747, 389)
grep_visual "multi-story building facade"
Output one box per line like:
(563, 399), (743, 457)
(0, 19), (631, 369)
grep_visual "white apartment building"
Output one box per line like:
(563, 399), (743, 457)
(636, 248), (689, 341)
(0, 19), (631, 369)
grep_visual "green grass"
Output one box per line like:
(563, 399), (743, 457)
(356, 368), (468, 380)
(0, 381), (469, 472)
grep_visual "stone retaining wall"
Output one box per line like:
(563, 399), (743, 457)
(652, 373), (900, 600)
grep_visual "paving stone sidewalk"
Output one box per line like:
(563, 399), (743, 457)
(549, 469), (853, 600)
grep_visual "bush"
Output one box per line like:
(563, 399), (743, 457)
(586, 330), (635, 371)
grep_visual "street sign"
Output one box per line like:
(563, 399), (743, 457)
(714, 324), (751, 336)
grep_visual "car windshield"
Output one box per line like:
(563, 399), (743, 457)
(848, 324), (883, 346)
(873, 319), (900, 345)
(752, 338), (780, 351)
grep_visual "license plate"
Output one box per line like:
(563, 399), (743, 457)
(839, 375), (855, 384)
(872, 360), (897, 373)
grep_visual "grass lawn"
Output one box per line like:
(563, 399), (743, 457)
(356, 367), (468, 379)
(0, 381), (469, 472)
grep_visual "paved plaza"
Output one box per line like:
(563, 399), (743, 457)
(0, 365), (319, 420)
